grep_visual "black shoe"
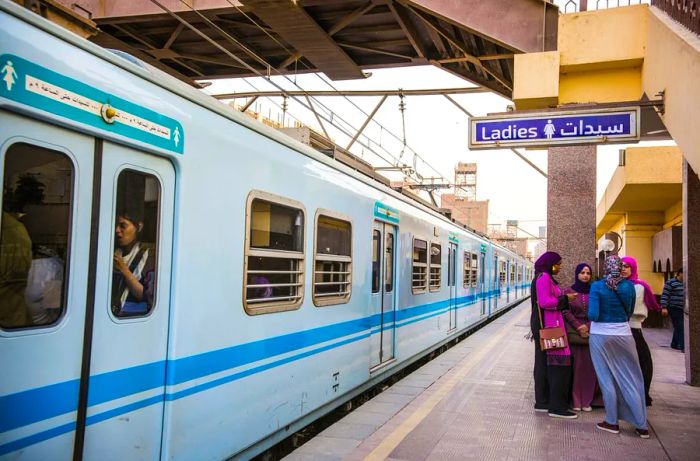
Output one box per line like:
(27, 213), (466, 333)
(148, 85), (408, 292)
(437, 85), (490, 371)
(597, 421), (620, 434)
(534, 403), (549, 412)
(646, 397), (653, 407)
(548, 410), (578, 419)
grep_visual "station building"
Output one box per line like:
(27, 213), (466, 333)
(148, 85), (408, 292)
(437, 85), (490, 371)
(596, 146), (683, 292)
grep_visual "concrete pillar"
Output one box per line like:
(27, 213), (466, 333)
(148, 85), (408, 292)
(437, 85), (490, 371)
(684, 160), (700, 385)
(547, 145), (597, 286)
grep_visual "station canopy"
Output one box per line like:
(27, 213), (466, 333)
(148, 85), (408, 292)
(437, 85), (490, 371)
(80, 0), (558, 98)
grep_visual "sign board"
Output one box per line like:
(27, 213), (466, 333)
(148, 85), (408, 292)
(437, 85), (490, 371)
(469, 107), (640, 150)
(374, 201), (399, 224)
(0, 54), (184, 154)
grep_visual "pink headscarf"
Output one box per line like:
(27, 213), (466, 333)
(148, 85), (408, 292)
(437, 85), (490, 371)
(621, 256), (661, 311)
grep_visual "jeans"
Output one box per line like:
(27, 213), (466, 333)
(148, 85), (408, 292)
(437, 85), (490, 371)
(669, 308), (685, 351)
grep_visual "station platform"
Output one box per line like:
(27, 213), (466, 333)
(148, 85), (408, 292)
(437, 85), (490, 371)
(284, 302), (700, 461)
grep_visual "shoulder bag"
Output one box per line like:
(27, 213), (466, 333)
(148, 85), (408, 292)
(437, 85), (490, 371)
(538, 303), (569, 351)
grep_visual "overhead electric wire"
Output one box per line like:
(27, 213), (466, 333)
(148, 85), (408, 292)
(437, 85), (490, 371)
(150, 0), (402, 169)
(215, 0), (453, 185)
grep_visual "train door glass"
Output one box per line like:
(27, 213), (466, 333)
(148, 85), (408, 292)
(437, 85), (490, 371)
(82, 142), (174, 460)
(479, 251), (486, 315)
(0, 114), (93, 460)
(492, 256), (499, 313)
(370, 221), (395, 370)
(448, 242), (457, 331)
(506, 261), (511, 302)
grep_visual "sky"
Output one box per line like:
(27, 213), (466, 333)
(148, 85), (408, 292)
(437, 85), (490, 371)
(201, 0), (668, 253)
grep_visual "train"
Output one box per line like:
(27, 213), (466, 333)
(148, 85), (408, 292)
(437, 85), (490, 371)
(0, 2), (532, 459)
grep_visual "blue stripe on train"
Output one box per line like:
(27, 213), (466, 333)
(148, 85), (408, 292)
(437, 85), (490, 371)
(0, 288), (528, 455)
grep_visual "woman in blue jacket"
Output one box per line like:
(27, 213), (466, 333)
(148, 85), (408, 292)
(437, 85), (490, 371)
(589, 255), (649, 439)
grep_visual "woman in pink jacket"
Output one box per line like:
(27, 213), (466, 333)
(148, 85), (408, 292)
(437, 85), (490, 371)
(531, 251), (577, 418)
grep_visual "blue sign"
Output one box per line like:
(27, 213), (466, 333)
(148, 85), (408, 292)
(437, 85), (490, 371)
(374, 201), (399, 224)
(469, 107), (639, 149)
(0, 54), (184, 154)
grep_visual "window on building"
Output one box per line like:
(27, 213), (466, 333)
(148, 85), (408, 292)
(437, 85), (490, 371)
(412, 238), (427, 293)
(112, 170), (161, 318)
(244, 194), (304, 314)
(1, 143), (73, 329)
(429, 242), (441, 291)
(313, 213), (351, 306)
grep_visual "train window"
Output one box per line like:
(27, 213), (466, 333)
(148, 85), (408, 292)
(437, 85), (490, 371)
(412, 238), (427, 293)
(111, 170), (160, 318)
(244, 193), (305, 315)
(1, 143), (73, 329)
(372, 230), (380, 293)
(471, 252), (479, 287)
(313, 213), (351, 306)
(499, 260), (507, 284)
(509, 263), (515, 283)
(385, 232), (394, 292)
(429, 242), (441, 291)
(463, 251), (471, 288)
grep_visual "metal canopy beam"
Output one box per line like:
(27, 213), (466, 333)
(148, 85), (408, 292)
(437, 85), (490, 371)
(214, 87), (489, 99)
(240, 0), (365, 80)
(401, 0), (558, 52)
(346, 95), (388, 151)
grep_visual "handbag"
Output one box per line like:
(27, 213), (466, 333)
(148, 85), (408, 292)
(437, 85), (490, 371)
(565, 322), (589, 346)
(538, 303), (569, 351)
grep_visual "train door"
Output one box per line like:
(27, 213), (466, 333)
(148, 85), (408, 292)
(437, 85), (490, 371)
(447, 242), (457, 330)
(492, 255), (499, 313)
(370, 221), (396, 370)
(506, 260), (511, 303)
(81, 142), (174, 460)
(0, 114), (93, 459)
(479, 250), (486, 315)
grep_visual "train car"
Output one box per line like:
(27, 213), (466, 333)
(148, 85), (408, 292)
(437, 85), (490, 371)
(0, 2), (532, 460)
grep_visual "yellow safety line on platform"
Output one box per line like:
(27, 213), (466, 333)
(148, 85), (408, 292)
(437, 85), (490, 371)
(362, 306), (529, 461)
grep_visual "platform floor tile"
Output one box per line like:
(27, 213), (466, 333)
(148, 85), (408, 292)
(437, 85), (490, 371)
(285, 302), (700, 461)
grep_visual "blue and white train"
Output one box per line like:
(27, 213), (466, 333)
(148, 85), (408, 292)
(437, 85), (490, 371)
(0, 2), (532, 459)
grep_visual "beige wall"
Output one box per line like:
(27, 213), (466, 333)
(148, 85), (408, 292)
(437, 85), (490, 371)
(440, 195), (488, 234)
(643, 7), (700, 175)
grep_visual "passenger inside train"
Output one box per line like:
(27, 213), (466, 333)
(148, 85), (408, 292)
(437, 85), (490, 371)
(111, 170), (159, 317)
(0, 143), (71, 329)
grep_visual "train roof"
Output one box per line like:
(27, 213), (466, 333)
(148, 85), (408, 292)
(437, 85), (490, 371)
(2, 0), (528, 263)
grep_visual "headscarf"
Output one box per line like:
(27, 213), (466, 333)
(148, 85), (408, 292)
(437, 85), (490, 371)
(621, 256), (662, 311)
(534, 251), (561, 285)
(604, 255), (624, 291)
(534, 251), (561, 275)
(571, 262), (592, 294)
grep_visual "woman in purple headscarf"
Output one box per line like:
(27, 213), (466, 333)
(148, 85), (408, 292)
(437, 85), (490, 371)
(530, 251), (578, 419)
(621, 256), (661, 407)
(562, 263), (602, 411)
